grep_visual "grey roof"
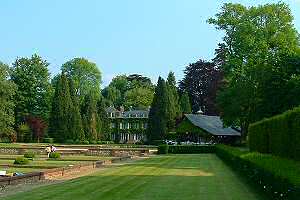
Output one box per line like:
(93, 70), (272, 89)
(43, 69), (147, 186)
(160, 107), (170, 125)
(185, 114), (241, 136)
(123, 110), (149, 117)
(105, 106), (118, 113)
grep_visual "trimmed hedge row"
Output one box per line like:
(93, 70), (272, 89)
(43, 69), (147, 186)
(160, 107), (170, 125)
(248, 107), (300, 161)
(158, 145), (215, 154)
(158, 144), (169, 154)
(216, 145), (300, 200)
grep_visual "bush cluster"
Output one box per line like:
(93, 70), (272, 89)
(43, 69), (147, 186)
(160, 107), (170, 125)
(168, 145), (215, 154)
(49, 152), (61, 159)
(216, 145), (300, 200)
(24, 151), (36, 159)
(158, 144), (169, 154)
(14, 157), (29, 165)
(248, 107), (300, 161)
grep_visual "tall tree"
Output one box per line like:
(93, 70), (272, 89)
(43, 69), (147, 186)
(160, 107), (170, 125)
(147, 77), (168, 142)
(179, 59), (223, 115)
(48, 74), (73, 142)
(26, 116), (46, 143)
(101, 86), (122, 107)
(96, 97), (110, 140)
(81, 93), (98, 141)
(124, 87), (154, 109)
(11, 54), (52, 124)
(166, 72), (180, 130)
(0, 62), (17, 139)
(62, 58), (102, 104)
(208, 2), (300, 137)
(102, 74), (154, 109)
(179, 92), (192, 114)
(69, 79), (84, 141)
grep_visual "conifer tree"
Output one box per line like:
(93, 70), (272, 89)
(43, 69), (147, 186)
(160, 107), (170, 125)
(48, 74), (73, 142)
(69, 79), (84, 141)
(96, 97), (110, 140)
(147, 77), (168, 142)
(166, 72), (181, 130)
(180, 92), (192, 114)
(81, 94), (98, 141)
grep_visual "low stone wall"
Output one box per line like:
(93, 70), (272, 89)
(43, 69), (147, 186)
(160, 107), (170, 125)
(0, 172), (44, 188)
(0, 146), (154, 157)
(86, 148), (150, 157)
(0, 156), (132, 187)
(0, 147), (45, 155)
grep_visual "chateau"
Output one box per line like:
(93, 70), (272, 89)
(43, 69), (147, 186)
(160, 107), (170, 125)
(105, 107), (149, 143)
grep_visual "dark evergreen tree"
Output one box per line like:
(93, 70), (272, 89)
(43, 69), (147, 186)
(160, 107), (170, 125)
(69, 79), (84, 141)
(147, 77), (168, 142)
(81, 93), (98, 141)
(166, 72), (180, 130)
(96, 97), (110, 140)
(180, 92), (192, 114)
(48, 74), (73, 142)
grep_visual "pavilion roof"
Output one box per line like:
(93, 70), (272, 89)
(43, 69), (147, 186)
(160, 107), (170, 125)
(185, 114), (241, 136)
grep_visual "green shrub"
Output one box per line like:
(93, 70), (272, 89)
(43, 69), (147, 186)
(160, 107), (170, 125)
(158, 144), (169, 154)
(74, 139), (81, 144)
(216, 145), (300, 200)
(90, 140), (97, 144)
(0, 137), (11, 143)
(14, 157), (29, 165)
(168, 145), (215, 154)
(249, 107), (300, 161)
(65, 139), (74, 144)
(82, 140), (89, 145)
(135, 141), (144, 145)
(24, 151), (36, 159)
(49, 152), (61, 159)
(97, 140), (114, 144)
(43, 137), (54, 143)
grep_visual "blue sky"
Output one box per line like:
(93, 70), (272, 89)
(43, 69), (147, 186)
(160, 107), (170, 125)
(1, 0), (299, 86)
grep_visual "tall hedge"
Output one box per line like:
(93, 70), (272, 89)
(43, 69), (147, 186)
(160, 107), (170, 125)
(216, 145), (300, 200)
(249, 107), (300, 161)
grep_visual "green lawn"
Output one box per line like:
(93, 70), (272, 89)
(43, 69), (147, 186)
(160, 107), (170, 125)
(3, 154), (265, 200)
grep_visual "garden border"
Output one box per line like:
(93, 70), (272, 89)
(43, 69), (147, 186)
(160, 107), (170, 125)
(0, 156), (132, 187)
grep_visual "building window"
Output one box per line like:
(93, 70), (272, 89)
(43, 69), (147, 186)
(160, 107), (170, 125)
(111, 123), (115, 128)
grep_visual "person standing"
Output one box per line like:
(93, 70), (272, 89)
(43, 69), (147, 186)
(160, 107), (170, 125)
(46, 146), (51, 158)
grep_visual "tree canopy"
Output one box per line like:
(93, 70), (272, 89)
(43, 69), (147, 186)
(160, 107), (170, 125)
(179, 59), (223, 115)
(11, 54), (52, 124)
(62, 58), (102, 104)
(0, 62), (17, 137)
(209, 2), (300, 137)
(102, 74), (154, 109)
